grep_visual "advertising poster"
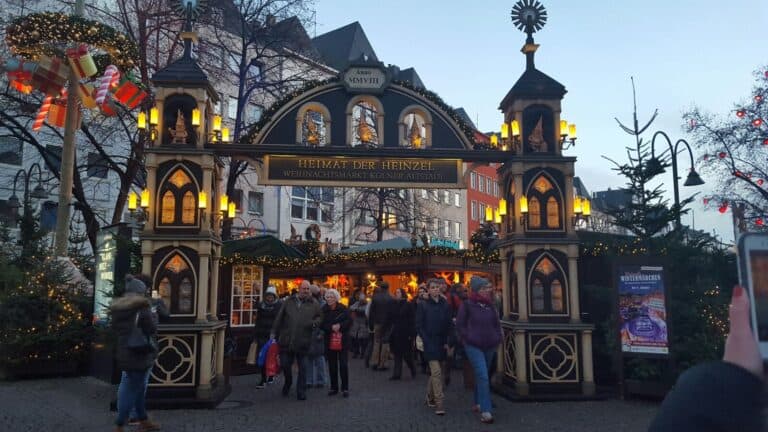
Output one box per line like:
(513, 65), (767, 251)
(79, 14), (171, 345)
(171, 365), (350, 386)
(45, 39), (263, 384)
(618, 265), (669, 355)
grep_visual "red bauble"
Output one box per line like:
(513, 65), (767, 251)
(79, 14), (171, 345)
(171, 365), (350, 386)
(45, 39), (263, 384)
(756, 95), (764, 103)
(763, 138), (768, 146)
(718, 152), (727, 159)
(757, 218), (764, 227)
(719, 204), (728, 214)
(758, 179), (765, 186)
(703, 198), (709, 205)
(753, 118), (764, 127)
(735, 170), (742, 177)
(737, 110), (746, 118)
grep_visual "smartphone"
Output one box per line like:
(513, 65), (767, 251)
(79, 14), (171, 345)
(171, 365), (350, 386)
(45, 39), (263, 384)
(151, 290), (160, 299)
(737, 233), (768, 358)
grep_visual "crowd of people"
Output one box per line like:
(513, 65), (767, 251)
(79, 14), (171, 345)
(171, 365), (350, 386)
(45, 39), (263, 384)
(260, 276), (504, 424)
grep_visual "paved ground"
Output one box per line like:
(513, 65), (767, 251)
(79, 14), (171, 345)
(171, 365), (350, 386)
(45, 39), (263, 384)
(0, 358), (658, 431)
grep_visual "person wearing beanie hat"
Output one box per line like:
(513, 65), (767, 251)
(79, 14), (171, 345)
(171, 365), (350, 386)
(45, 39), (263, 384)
(124, 274), (147, 295)
(253, 286), (282, 388)
(456, 276), (502, 424)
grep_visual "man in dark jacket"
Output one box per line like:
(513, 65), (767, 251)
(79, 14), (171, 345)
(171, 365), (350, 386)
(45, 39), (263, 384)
(254, 286), (282, 389)
(416, 279), (453, 415)
(111, 275), (160, 431)
(270, 280), (323, 400)
(368, 281), (392, 371)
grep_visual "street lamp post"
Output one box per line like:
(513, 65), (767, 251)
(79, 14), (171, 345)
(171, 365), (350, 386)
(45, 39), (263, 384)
(8, 163), (49, 218)
(647, 131), (706, 231)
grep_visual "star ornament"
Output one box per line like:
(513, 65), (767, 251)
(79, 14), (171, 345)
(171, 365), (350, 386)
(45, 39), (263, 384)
(511, 0), (548, 33)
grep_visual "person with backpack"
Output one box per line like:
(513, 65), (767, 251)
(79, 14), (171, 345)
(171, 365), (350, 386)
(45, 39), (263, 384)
(455, 276), (502, 424)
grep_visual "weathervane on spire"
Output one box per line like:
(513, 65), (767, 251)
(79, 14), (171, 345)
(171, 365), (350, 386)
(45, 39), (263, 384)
(511, 0), (548, 69)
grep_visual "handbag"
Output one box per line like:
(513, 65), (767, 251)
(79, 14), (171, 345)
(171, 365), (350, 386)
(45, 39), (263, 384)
(329, 331), (342, 351)
(265, 342), (281, 377)
(246, 340), (259, 365)
(126, 311), (153, 353)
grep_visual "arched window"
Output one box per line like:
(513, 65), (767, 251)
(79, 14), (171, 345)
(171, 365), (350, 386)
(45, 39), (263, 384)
(155, 252), (196, 315)
(157, 167), (198, 227)
(301, 109), (327, 146)
(526, 174), (563, 230)
(352, 100), (379, 147)
(529, 255), (567, 315)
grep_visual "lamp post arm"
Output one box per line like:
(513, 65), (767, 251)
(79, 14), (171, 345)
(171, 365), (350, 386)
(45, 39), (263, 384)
(674, 139), (696, 171)
(12, 169), (26, 198)
(650, 130), (674, 160)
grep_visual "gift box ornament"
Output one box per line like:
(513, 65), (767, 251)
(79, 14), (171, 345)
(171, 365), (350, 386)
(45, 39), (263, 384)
(78, 83), (97, 109)
(47, 102), (67, 128)
(66, 44), (97, 79)
(31, 56), (68, 96)
(112, 78), (147, 110)
(5, 58), (37, 83)
(11, 79), (33, 94)
(100, 99), (118, 117)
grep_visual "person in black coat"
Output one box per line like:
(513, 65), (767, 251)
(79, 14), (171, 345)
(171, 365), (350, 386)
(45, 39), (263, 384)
(416, 279), (453, 415)
(649, 286), (764, 432)
(388, 288), (417, 380)
(368, 282), (393, 371)
(321, 288), (352, 397)
(253, 286), (282, 388)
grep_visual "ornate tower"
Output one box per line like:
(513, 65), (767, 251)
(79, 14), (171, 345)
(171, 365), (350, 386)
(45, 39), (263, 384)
(140, 0), (229, 406)
(496, 0), (595, 397)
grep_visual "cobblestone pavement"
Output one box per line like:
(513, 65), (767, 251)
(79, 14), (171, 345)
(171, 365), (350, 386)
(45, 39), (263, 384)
(0, 358), (658, 431)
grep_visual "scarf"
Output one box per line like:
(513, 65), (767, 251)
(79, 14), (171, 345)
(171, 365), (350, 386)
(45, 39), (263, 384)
(470, 292), (493, 306)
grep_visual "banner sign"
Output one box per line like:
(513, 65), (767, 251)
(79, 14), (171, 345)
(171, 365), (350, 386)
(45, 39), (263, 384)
(618, 265), (669, 355)
(262, 155), (463, 188)
(93, 224), (131, 324)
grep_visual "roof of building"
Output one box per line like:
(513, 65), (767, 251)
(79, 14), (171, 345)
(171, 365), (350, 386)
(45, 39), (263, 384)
(454, 108), (476, 129)
(591, 188), (633, 213)
(151, 55), (211, 88)
(312, 21), (379, 71)
(396, 67), (424, 88)
(270, 16), (323, 59)
(499, 67), (566, 110)
(573, 177), (591, 198)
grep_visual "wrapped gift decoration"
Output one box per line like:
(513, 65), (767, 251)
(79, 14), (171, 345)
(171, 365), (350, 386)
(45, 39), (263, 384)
(112, 78), (147, 109)
(31, 56), (68, 96)
(78, 83), (97, 109)
(47, 101), (67, 128)
(100, 99), (118, 117)
(10, 79), (33, 94)
(5, 57), (37, 83)
(66, 44), (97, 79)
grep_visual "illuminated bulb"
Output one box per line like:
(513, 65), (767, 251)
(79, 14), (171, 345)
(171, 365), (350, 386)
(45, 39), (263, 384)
(736, 110), (745, 118)
(149, 107), (159, 125)
(574, 196), (583, 214)
(140, 189), (149, 208)
(500, 122), (509, 139)
(560, 119), (568, 136)
(220, 194), (229, 212)
(494, 208), (501, 224)
(191, 108), (201, 127)
(568, 124), (577, 139)
(228, 202), (236, 218)
(499, 198), (508, 216)
(213, 115), (222, 132)
(137, 112), (146, 130)
(485, 206), (493, 222)
(519, 196), (528, 214)
(198, 191), (207, 209)
(753, 118), (763, 127)
(582, 198), (591, 216)
(511, 119), (520, 137)
(490, 134), (498, 147)
(222, 127), (230, 142)
(127, 192), (137, 210)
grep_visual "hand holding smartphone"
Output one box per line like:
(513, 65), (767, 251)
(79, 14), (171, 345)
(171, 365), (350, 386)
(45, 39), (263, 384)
(151, 290), (160, 299)
(737, 233), (768, 359)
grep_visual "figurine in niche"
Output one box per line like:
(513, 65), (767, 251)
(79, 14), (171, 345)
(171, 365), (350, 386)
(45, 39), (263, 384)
(357, 112), (375, 146)
(169, 109), (189, 144)
(408, 117), (423, 148)
(528, 116), (548, 152)
(306, 118), (320, 146)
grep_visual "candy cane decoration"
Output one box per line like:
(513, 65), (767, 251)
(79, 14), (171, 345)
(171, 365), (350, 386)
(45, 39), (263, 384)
(95, 65), (119, 106)
(32, 95), (53, 131)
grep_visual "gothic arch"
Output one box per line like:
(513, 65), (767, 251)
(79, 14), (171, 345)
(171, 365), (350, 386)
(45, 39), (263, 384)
(153, 249), (198, 316)
(526, 251), (569, 316)
(156, 163), (201, 228)
(524, 170), (565, 230)
(397, 104), (433, 148)
(295, 102), (332, 146)
(345, 95), (385, 146)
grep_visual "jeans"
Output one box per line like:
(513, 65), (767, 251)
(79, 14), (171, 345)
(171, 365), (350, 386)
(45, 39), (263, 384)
(306, 355), (326, 386)
(464, 344), (496, 413)
(325, 349), (349, 391)
(115, 369), (151, 426)
(129, 369), (152, 419)
(281, 351), (308, 396)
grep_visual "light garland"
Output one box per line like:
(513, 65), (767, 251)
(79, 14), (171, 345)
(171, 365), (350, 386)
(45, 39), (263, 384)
(5, 12), (139, 71)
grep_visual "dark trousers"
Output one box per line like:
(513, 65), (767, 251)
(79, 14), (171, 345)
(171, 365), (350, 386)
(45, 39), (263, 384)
(393, 349), (416, 378)
(325, 349), (349, 391)
(280, 351), (307, 396)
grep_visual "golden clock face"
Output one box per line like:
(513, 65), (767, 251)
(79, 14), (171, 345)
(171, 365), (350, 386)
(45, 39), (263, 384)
(511, 0), (548, 33)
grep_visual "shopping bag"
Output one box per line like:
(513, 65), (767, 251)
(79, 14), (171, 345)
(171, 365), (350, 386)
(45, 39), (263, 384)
(246, 340), (259, 365)
(329, 331), (342, 351)
(257, 338), (273, 367)
(415, 335), (424, 352)
(265, 342), (281, 377)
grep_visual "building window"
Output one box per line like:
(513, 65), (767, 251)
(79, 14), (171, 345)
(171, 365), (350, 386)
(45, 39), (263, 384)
(434, 218), (440, 236)
(494, 182), (499, 197)
(292, 186), (333, 222)
(478, 175), (484, 193)
(421, 189), (428, 199)
(246, 62), (262, 82)
(245, 104), (263, 124)
(444, 220), (451, 237)
(213, 93), (223, 115)
(158, 168), (198, 226)
(302, 109), (326, 146)
(352, 100), (379, 147)
(87, 152), (108, 178)
(443, 190), (451, 205)
(470, 172), (477, 189)
(431, 189), (439, 202)
(0, 137), (22, 166)
(228, 96), (238, 120)
(248, 191), (264, 214)
(455, 221), (461, 239)
(529, 256), (567, 315)
(471, 201), (478, 220)
(454, 192), (461, 207)
(486, 178), (492, 195)
(156, 253), (195, 315)
(231, 265), (263, 327)
(527, 175), (562, 230)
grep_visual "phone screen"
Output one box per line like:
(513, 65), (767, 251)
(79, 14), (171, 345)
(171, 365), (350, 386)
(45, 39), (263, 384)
(749, 250), (768, 341)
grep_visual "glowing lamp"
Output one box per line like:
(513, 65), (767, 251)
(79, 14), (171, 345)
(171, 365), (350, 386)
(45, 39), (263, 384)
(494, 208), (502, 224)
(582, 198), (591, 216)
(198, 191), (207, 209)
(574, 196), (583, 214)
(500, 122), (509, 139)
(519, 196), (529, 214)
(128, 191), (137, 211)
(191, 108), (201, 127)
(222, 127), (230, 142)
(490, 134), (499, 147)
(140, 189), (150, 208)
(736, 110), (745, 118)
(228, 202), (236, 218)
(213, 115), (222, 132)
(752, 118), (763, 127)
(149, 107), (159, 126)
(499, 198), (508, 216)
(568, 124), (577, 140)
(220, 194), (229, 212)
(560, 119), (568, 136)
(511, 120), (520, 137)
(485, 206), (493, 222)
(137, 112), (146, 130)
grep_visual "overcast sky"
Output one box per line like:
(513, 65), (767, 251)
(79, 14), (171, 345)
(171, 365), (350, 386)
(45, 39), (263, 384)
(314, 0), (768, 243)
